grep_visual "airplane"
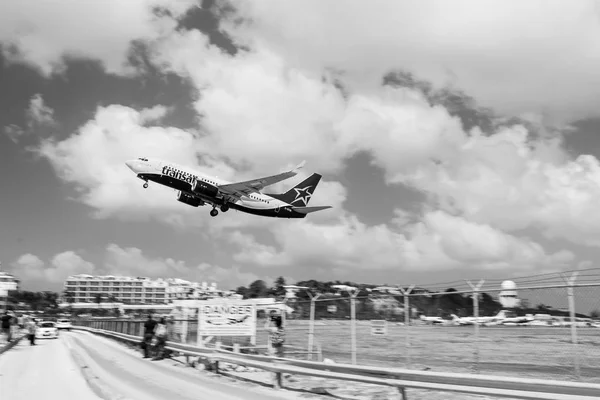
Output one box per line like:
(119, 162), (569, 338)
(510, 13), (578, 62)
(450, 310), (508, 326)
(419, 315), (446, 325)
(124, 157), (332, 218)
(497, 314), (535, 326)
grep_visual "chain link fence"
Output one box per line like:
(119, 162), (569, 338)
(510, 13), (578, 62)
(73, 280), (600, 383)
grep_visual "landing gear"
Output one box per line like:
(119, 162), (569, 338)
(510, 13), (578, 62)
(143, 181), (149, 189)
(210, 208), (219, 217)
(220, 203), (230, 212)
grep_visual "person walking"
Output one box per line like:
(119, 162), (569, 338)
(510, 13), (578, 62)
(265, 313), (285, 358)
(142, 314), (157, 359)
(151, 317), (168, 361)
(1, 311), (13, 343)
(25, 318), (37, 345)
(168, 306), (184, 343)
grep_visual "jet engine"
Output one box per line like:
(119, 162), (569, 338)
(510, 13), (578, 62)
(191, 180), (219, 198)
(176, 191), (204, 207)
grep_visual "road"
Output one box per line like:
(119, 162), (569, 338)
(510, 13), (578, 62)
(0, 331), (312, 400)
(0, 334), (102, 400)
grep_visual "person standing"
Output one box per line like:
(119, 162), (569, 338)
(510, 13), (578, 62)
(25, 318), (37, 345)
(1, 311), (13, 343)
(168, 306), (184, 343)
(142, 314), (157, 359)
(151, 317), (168, 361)
(265, 313), (285, 358)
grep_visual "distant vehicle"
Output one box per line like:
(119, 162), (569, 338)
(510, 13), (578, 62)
(56, 319), (72, 331)
(451, 310), (508, 326)
(36, 321), (59, 339)
(419, 315), (446, 325)
(125, 158), (332, 218)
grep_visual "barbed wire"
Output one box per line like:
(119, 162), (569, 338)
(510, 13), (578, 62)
(405, 268), (600, 294)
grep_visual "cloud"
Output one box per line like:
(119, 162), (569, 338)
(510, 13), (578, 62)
(33, 14), (591, 281)
(219, 0), (600, 123)
(4, 124), (24, 143)
(401, 127), (600, 247)
(9, 244), (269, 291)
(3, 93), (55, 143)
(154, 30), (355, 175)
(36, 104), (218, 226)
(230, 209), (574, 274)
(11, 251), (95, 286)
(0, 0), (198, 76)
(26, 93), (55, 127)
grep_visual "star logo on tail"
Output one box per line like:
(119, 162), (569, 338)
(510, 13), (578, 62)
(291, 186), (313, 206)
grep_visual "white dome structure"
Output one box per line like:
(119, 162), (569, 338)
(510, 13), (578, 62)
(499, 280), (520, 308)
(501, 280), (517, 290)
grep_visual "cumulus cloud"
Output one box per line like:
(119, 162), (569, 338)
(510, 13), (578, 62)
(3, 93), (55, 143)
(26, 93), (55, 126)
(4, 124), (24, 143)
(8, 244), (268, 290)
(37, 105), (213, 225)
(11, 251), (95, 286)
(31, 6), (596, 281)
(219, 0), (600, 123)
(401, 127), (600, 246)
(0, 0), (198, 76)
(230, 210), (574, 274)
(102, 243), (266, 288)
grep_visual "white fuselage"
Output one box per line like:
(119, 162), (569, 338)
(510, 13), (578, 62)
(126, 158), (290, 210)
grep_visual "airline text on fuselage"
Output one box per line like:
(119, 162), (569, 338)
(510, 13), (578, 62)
(162, 165), (197, 185)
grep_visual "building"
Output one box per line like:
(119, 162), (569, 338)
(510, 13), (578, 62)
(63, 274), (236, 305)
(282, 285), (308, 299)
(64, 274), (168, 305)
(0, 269), (20, 312)
(0, 270), (20, 294)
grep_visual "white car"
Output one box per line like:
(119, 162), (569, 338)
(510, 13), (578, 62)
(36, 321), (59, 339)
(56, 319), (72, 331)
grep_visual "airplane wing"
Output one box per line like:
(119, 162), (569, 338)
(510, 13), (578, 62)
(218, 160), (306, 199)
(292, 206), (333, 214)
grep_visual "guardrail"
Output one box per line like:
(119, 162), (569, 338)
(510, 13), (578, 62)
(0, 333), (25, 356)
(72, 326), (600, 400)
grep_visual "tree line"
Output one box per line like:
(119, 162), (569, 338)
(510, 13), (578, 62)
(5, 278), (600, 319)
(5, 290), (60, 312)
(236, 278), (599, 319)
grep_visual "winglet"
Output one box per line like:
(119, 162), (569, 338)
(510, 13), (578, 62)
(293, 160), (306, 172)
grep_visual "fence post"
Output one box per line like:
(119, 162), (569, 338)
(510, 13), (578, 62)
(349, 288), (359, 365)
(466, 279), (485, 374)
(562, 271), (580, 380)
(181, 309), (189, 345)
(399, 284), (415, 368)
(307, 293), (321, 360)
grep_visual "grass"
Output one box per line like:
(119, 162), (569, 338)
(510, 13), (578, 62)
(271, 320), (600, 383)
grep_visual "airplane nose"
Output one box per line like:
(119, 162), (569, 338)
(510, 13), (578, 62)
(125, 160), (136, 171)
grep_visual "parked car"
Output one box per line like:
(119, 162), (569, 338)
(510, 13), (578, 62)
(35, 321), (59, 339)
(56, 319), (72, 331)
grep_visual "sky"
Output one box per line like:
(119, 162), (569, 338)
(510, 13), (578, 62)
(2, 0), (600, 294)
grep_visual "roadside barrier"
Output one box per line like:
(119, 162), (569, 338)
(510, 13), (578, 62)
(72, 326), (600, 400)
(0, 333), (25, 356)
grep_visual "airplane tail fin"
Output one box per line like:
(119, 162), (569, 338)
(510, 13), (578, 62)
(266, 173), (323, 206)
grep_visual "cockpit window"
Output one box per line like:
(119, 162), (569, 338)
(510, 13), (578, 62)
(137, 157), (149, 162)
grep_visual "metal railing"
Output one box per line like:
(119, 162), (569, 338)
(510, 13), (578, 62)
(72, 325), (600, 400)
(72, 279), (600, 383)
